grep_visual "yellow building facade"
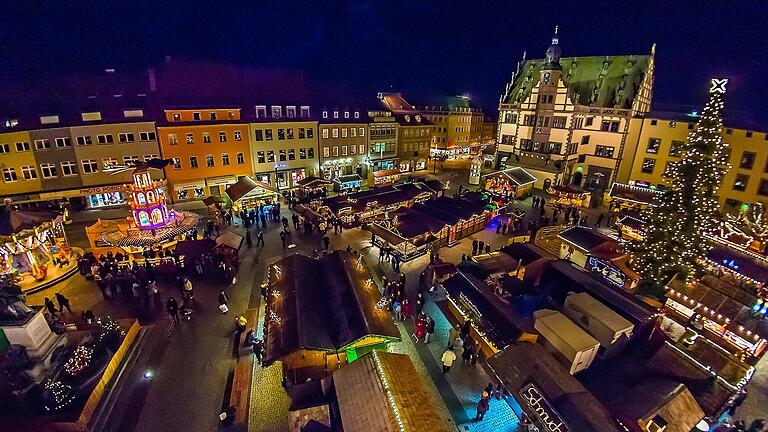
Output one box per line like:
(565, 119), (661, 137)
(248, 119), (319, 189)
(157, 108), (253, 202)
(619, 115), (768, 212)
(0, 130), (43, 197)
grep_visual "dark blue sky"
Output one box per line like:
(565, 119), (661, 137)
(1, 0), (766, 125)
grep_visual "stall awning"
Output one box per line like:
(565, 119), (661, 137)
(0, 207), (62, 235)
(373, 168), (401, 178)
(225, 177), (277, 202)
(202, 196), (226, 206)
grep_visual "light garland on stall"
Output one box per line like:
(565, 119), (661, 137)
(632, 79), (729, 285)
(372, 351), (407, 432)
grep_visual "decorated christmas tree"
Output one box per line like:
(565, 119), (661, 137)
(632, 79), (729, 290)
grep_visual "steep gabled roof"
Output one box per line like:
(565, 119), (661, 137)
(503, 55), (651, 109)
(263, 252), (400, 364)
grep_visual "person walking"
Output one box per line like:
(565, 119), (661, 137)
(472, 239), (478, 256)
(425, 315), (435, 344)
(401, 299), (412, 321)
(413, 314), (427, 342)
(218, 290), (229, 313)
(448, 324), (460, 349)
(246, 230), (253, 249)
(323, 234), (330, 251)
(44, 297), (58, 316)
(441, 346), (457, 373)
(256, 230), (264, 247)
(474, 392), (490, 421)
(55, 292), (72, 314)
(292, 213), (300, 230)
(462, 337), (475, 363)
(233, 314), (248, 357)
(594, 213), (605, 227)
(166, 297), (180, 323)
(281, 216), (289, 232)
(280, 230), (287, 248)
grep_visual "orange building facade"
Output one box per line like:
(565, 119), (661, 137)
(157, 108), (253, 202)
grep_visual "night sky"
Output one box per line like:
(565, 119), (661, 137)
(2, 1), (766, 125)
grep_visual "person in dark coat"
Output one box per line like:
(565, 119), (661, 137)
(475, 392), (490, 421)
(246, 230), (253, 249)
(44, 297), (58, 316)
(55, 293), (72, 313)
(462, 338), (475, 363)
(166, 297), (180, 323)
(472, 239), (478, 256)
(280, 231), (287, 248)
(478, 240), (485, 255)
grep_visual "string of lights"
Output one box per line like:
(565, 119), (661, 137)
(632, 79), (729, 285)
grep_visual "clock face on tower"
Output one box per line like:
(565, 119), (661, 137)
(543, 72), (551, 84)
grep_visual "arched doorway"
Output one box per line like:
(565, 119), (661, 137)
(572, 171), (583, 186)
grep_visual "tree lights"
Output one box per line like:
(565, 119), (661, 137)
(632, 79), (729, 287)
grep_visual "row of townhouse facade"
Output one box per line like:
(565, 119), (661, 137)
(0, 93), (455, 207)
(495, 30), (768, 211)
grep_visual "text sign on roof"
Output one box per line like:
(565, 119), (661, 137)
(520, 383), (569, 432)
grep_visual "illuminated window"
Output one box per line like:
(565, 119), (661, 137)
(139, 211), (150, 226)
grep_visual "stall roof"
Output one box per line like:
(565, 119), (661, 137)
(411, 196), (487, 225)
(215, 231), (243, 250)
(443, 272), (523, 348)
(499, 243), (551, 265)
(458, 251), (519, 279)
(225, 176), (277, 202)
(334, 352), (451, 432)
(389, 206), (448, 238)
(668, 275), (768, 340)
(543, 260), (655, 324)
(323, 183), (435, 215)
(579, 342), (728, 422)
(0, 206), (62, 235)
(707, 246), (768, 283)
(558, 226), (617, 252)
(202, 195), (225, 206)
(482, 167), (537, 186)
(297, 176), (332, 188)
(487, 343), (621, 432)
(263, 252), (400, 364)
(335, 174), (363, 184)
(373, 168), (401, 178)
(369, 223), (407, 246)
(609, 182), (664, 206)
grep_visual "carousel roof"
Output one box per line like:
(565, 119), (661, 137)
(0, 206), (62, 236)
(99, 210), (201, 247)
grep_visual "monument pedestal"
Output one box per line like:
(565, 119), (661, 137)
(1, 311), (67, 379)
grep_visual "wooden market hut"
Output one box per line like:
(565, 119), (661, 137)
(321, 182), (437, 226)
(262, 251), (400, 400)
(482, 167), (537, 200)
(296, 176), (332, 198)
(368, 195), (491, 259)
(333, 174), (364, 192)
(333, 351), (451, 432)
(225, 176), (279, 211)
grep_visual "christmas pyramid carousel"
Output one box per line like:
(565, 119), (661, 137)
(86, 159), (200, 254)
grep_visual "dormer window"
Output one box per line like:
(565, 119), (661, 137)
(255, 106), (267, 118)
(333, 111), (339, 119)
(81, 112), (102, 121)
(228, 111), (235, 119)
(354, 112), (360, 119)
(300, 106), (310, 118)
(209, 112), (217, 120)
(40, 115), (59, 125)
(344, 111), (350, 119)
(405, 115), (411, 122)
(173, 113), (181, 121)
(322, 111), (328, 119)
(286, 106), (297, 118)
(193, 112), (201, 120)
(415, 115), (421, 122)
(271, 106), (282, 119)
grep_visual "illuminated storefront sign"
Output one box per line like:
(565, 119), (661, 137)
(520, 383), (569, 432)
(588, 257), (625, 288)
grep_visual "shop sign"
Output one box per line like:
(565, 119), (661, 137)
(520, 383), (568, 432)
(78, 185), (124, 195)
(588, 257), (625, 288)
